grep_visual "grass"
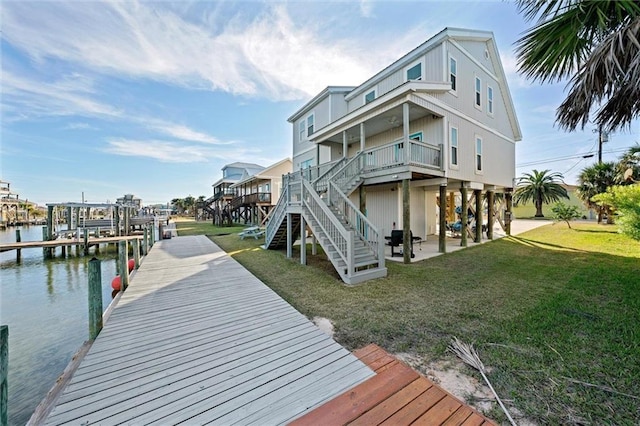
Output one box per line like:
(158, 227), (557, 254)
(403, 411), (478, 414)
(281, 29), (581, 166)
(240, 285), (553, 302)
(175, 219), (640, 424)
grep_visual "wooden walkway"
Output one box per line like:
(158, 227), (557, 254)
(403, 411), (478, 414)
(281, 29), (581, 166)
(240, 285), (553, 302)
(291, 344), (496, 425)
(40, 235), (375, 425)
(0, 235), (142, 252)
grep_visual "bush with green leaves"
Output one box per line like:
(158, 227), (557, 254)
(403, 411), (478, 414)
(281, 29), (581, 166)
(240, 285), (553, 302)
(593, 184), (640, 240)
(551, 202), (581, 228)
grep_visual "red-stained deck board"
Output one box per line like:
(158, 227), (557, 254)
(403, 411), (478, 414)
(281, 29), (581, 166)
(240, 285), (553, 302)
(288, 344), (497, 426)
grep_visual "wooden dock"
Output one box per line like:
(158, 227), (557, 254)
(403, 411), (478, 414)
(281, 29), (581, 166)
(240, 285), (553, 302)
(36, 235), (375, 425)
(0, 235), (143, 253)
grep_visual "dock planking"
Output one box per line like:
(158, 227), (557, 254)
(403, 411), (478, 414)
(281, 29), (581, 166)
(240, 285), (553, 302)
(40, 235), (375, 425)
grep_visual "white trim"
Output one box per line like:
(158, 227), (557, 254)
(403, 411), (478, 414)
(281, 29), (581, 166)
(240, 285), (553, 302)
(306, 113), (315, 137)
(449, 126), (459, 169)
(449, 39), (499, 82)
(404, 58), (424, 82)
(448, 54), (458, 96)
(409, 131), (423, 141)
(409, 93), (516, 144)
(487, 85), (494, 116)
(474, 75), (482, 110)
(474, 135), (483, 174)
(363, 87), (378, 104)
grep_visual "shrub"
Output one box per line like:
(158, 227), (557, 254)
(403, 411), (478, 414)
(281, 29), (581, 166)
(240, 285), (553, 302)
(551, 202), (581, 228)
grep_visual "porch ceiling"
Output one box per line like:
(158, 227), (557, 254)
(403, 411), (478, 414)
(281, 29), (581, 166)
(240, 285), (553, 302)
(323, 102), (439, 145)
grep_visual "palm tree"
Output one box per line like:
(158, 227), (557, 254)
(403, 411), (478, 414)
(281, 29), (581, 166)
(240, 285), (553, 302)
(617, 144), (640, 183)
(577, 162), (618, 223)
(514, 170), (569, 217)
(515, 1), (640, 132)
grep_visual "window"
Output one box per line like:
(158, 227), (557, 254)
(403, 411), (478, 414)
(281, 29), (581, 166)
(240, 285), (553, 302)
(450, 127), (458, 167)
(364, 89), (376, 104)
(298, 121), (305, 142)
(300, 159), (313, 169)
(406, 62), (422, 81)
(487, 86), (494, 114)
(449, 57), (457, 91)
(409, 132), (423, 141)
(475, 136), (483, 172)
(475, 77), (481, 107)
(306, 114), (314, 137)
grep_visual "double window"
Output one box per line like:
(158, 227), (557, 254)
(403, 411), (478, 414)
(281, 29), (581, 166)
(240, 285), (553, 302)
(306, 114), (314, 137)
(450, 127), (458, 167)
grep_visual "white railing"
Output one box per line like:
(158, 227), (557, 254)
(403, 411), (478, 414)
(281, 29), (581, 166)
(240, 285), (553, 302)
(361, 139), (440, 171)
(300, 159), (342, 182)
(328, 153), (364, 194)
(408, 140), (441, 169)
(301, 180), (351, 269)
(313, 158), (348, 193)
(327, 181), (385, 268)
(265, 182), (289, 246)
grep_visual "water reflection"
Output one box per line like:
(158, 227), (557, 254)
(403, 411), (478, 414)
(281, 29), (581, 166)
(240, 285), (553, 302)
(1, 225), (119, 425)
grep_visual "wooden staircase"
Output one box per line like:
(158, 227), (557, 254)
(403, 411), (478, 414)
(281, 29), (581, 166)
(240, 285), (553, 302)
(290, 344), (497, 426)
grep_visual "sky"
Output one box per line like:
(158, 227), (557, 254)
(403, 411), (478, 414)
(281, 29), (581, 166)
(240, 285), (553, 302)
(2, 0), (638, 207)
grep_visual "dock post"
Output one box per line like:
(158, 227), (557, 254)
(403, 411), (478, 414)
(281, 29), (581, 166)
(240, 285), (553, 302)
(159, 223), (164, 240)
(143, 226), (148, 255)
(42, 225), (49, 258)
(150, 224), (155, 247)
(118, 240), (129, 291)
(1, 325), (7, 426)
(133, 238), (140, 269)
(115, 207), (120, 237)
(15, 229), (21, 262)
(88, 258), (103, 340)
(83, 228), (89, 255)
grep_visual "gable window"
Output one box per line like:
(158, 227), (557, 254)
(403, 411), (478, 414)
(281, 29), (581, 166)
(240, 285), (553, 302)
(475, 136), (483, 172)
(475, 77), (482, 108)
(406, 62), (422, 81)
(487, 86), (494, 114)
(449, 57), (457, 91)
(450, 127), (458, 167)
(298, 121), (305, 142)
(307, 114), (314, 137)
(364, 89), (376, 104)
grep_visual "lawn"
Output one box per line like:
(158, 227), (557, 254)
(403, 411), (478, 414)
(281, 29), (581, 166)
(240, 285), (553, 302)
(175, 218), (640, 425)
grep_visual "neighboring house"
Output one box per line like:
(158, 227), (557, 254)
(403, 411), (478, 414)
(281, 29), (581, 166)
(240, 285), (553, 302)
(513, 184), (594, 219)
(230, 158), (293, 226)
(265, 27), (521, 285)
(116, 194), (142, 210)
(206, 162), (265, 225)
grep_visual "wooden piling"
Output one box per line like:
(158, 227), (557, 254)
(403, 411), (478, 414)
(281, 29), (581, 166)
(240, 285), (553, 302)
(439, 184), (447, 253)
(88, 258), (103, 340)
(143, 227), (148, 255)
(1, 325), (7, 426)
(118, 240), (129, 291)
(42, 225), (49, 258)
(83, 228), (89, 255)
(505, 190), (513, 236)
(474, 189), (483, 243)
(133, 238), (140, 269)
(15, 229), (21, 262)
(460, 186), (468, 247)
(487, 191), (494, 240)
(402, 179), (411, 264)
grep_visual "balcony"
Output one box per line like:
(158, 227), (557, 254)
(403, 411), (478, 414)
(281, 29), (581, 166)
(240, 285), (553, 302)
(231, 192), (272, 209)
(212, 188), (236, 202)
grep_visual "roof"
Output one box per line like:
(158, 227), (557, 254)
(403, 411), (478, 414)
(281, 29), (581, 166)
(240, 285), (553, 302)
(230, 158), (292, 188)
(287, 86), (356, 123)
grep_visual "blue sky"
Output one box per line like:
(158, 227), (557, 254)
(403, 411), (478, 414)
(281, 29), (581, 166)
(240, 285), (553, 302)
(2, 0), (638, 206)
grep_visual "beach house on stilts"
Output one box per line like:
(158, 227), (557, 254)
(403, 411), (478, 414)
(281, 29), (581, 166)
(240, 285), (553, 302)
(265, 28), (522, 285)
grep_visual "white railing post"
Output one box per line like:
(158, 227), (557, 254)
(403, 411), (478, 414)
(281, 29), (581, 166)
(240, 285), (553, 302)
(347, 231), (354, 276)
(378, 228), (386, 268)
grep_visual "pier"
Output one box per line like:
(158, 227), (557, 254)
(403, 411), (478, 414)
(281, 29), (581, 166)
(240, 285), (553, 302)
(32, 235), (375, 424)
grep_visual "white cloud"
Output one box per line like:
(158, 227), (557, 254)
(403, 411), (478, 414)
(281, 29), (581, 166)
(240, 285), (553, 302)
(146, 122), (233, 145)
(1, 2), (373, 100)
(1, 71), (122, 120)
(104, 139), (214, 163)
(359, 0), (374, 18)
(500, 52), (532, 89)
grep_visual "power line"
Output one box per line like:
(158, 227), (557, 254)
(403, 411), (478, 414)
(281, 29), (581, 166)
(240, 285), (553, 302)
(517, 148), (628, 168)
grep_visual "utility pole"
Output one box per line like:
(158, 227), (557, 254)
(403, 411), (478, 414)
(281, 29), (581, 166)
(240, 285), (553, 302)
(597, 125), (609, 164)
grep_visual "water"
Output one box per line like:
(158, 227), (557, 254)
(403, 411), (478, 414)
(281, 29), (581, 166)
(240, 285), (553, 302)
(1, 226), (118, 425)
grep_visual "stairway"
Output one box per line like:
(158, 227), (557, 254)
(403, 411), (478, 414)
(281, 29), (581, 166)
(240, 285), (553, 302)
(266, 154), (387, 285)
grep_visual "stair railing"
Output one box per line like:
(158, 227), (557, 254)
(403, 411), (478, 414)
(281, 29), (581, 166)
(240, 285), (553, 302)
(327, 181), (385, 268)
(313, 158), (348, 193)
(326, 152), (365, 196)
(301, 179), (352, 271)
(265, 176), (290, 247)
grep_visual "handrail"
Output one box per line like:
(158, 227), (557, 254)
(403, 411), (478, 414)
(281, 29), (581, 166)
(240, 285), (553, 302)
(313, 158), (347, 193)
(327, 181), (384, 268)
(326, 153), (363, 196)
(265, 183), (289, 246)
(301, 179), (350, 268)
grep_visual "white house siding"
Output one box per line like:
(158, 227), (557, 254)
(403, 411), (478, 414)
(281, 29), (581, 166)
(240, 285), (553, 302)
(425, 191), (438, 235)
(409, 187), (426, 240)
(424, 44), (444, 81)
(346, 115), (444, 157)
(434, 41), (515, 140)
(454, 40), (496, 75)
(363, 184), (399, 236)
(331, 94), (349, 121)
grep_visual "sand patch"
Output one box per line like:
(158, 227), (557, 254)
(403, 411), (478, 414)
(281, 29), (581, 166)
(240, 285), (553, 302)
(312, 316), (334, 337)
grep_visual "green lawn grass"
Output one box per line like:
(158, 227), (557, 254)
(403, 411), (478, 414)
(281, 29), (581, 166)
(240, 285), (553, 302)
(175, 219), (640, 424)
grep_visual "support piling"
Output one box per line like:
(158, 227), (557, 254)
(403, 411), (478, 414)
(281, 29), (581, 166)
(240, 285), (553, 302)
(88, 259), (103, 340)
